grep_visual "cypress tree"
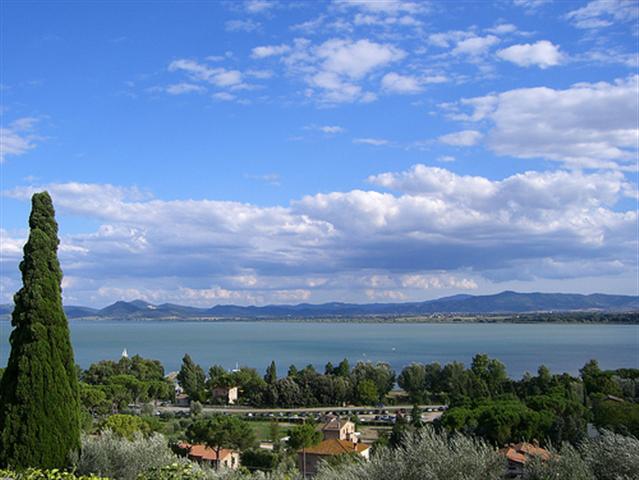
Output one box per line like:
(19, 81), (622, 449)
(0, 192), (81, 468)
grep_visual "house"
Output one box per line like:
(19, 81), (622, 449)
(499, 442), (551, 478)
(211, 386), (239, 405)
(298, 439), (370, 477)
(298, 416), (368, 476)
(320, 416), (357, 442)
(175, 393), (190, 407)
(177, 442), (240, 470)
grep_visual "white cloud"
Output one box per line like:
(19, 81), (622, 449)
(225, 19), (261, 32)
(486, 23), (518, 34)
(164, 83), (206, 95)
(245, 0), (275, 14)
(0, 117), (39, 163)
(381, 72), (423, 94)
(438, 130), (483, 146)
(251, 44), (291, 58)
(3, 163), (636, 305)
(306, 124), (345, 134)
(168, 59), (243, 88)
(437, 155), (456, 163)
(566, 0), (639, 29)
(497, 40), (563, 68)
(513, 0), (551, 10)
(353, 137), (389, 146)
(452, 35), (499, 57)
(448, 75), (639, 169)
(316, 38), (405, 79)
(212, 92), (236, 101)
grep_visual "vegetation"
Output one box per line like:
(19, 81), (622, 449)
(0, 192), (81, 468)
(186, 416), (256, 470)
(73, 431), (178, 480)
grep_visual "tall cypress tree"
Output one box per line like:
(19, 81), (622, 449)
(0, 192), (80, 468)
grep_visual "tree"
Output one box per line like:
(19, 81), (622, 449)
(357, 379), (379, 405)
(177, 354), (206, 402)
(0, 192), (81, 468)
(287, 421), (322, 478)
(100, 414), (149, 439)
(336, 358), (350, 377)
(398, 364), (426, 403)
(324, 361), (335, 375)
(187, 415), (255, 470)
(265, 360), (277, 385)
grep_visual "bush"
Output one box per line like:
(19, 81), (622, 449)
(0, 469), (107, 479)
(315, 428), (505, 480)
(73, 431), (177, 480)
(525, 443), (594, 480)
(579, 430), (639, 480)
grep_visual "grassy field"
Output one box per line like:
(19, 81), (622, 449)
(248, 420), (295, 441)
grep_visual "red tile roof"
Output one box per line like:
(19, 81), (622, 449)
(499, 442), (551, 465)
(177, 442), (234, 461)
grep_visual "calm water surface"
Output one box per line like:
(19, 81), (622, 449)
(1, 320), (637, 378)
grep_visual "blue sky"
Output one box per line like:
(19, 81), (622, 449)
(1, 0), (638, 307)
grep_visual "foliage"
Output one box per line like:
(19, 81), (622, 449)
(591, 398), (639, 437)
(240, 449), (278, 472)
(579, 430), (639, 480)
(99, 414), (150, 439)
(0, 192), (81, 469)
(0, 469), (108, 480)
(187, 416), (256, 469)
(73, 431), (176, 480)
(136, 462), (210, 480)
(525, 443), (594, 480)
(286, 422), (322, 450)
(314, 428), (505, 480)
(178, 354), (207, 403)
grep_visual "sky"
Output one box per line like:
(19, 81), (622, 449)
(0, 0), (638, 308)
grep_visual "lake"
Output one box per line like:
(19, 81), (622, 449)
(1, 320), (637, 378)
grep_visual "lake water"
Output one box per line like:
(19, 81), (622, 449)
(1, 320), (637, 378)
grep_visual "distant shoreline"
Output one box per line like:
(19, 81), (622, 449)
(2, 312), (638, 324)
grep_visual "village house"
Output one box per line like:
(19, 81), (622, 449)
(175, 393), (190, 407)
(320, 416), (358, 442)
(211, 385), (239, 405)
(298, 416), (369, 476)
(499, 441), (551, 478)
(177, 442), (240, 470)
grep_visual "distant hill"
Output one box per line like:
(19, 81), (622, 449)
(1, 291), (637, 320)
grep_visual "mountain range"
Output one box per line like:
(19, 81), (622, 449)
(1, 291), (638, 320)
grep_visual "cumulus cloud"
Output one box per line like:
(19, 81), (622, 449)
(447, 75), (639, 169)
(2, 164), (635, 305)
(251, 44), (291, 58)
(452, 35), (499, 57)
(497, 40), (563, 68)
(253, 37), (405, 104)
(438, 130), (483, 147)
(0, 117), (40, 163)
(164, 83), (206, 95)
(381, 72), (423, 94)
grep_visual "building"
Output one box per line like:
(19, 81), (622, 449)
(298, 416), (368, 476)
(177, 442), (240, 470)
(211, 386), (239, 405)
(499, 442), (551, 478)
(320, 416), (357, 442)
(175, 393), (190, 407)
(298, 439), (370, 477)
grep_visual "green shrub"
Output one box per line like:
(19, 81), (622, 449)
(0, 468), (108, 479)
